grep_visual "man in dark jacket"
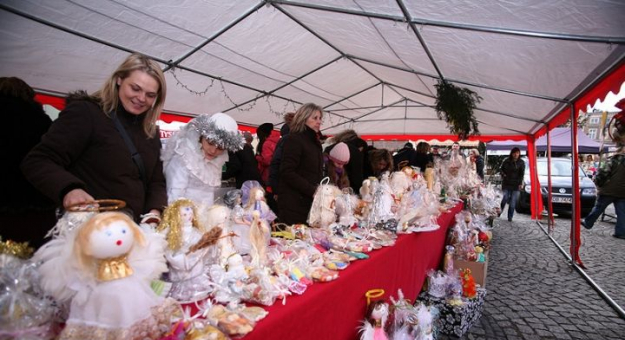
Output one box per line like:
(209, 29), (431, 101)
(393, 142), (415, 170)
(223, 132), (261, 188)
(582, 138), (625, 239)
(500, 147), (525, 222)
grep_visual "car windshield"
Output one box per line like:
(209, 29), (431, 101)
(536, 160), (585, 177)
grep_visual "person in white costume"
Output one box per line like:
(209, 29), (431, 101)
(162, 112), (244, 206)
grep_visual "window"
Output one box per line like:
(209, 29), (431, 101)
(589, 117), (600, 125)
(588, 128), (597, 139)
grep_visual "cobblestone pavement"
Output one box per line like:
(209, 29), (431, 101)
(440, 206), (625, 339)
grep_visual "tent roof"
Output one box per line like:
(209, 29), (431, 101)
(1, 0), (624, 138)
(487, 127), (608, 153)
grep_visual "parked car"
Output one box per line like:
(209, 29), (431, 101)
(516, 158), (596, 216)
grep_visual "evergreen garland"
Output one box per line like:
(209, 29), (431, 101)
(435, 80), (482, 140)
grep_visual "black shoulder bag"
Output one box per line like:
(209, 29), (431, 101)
(111, 111), (147, 190)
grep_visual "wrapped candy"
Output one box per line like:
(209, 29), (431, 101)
(0, 254), (59, 340)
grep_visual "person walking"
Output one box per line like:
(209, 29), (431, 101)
(500, 147), (525, 222)
(582, 131), (625, 239)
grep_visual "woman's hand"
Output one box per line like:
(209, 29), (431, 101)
(63, 188), (94, 209)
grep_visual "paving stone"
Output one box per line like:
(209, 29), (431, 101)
(454, 206), (625, 340)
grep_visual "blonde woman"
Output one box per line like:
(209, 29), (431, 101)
(278, 103), (324, 224)
(22, 53), (167, 225)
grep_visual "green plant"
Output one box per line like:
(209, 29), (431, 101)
(435, 80), (482, 140)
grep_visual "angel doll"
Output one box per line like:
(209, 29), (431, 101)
(224, 189), (253, 255)
(158, 199), (216, 302)
(307, 180), (341, 229)
(34, 212), (179, 340)
(359, 300), (390, 340)
(243, 184), (277, 227)
(334, 187), (360, 227)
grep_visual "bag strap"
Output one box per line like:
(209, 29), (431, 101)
(111, 111), (147, 189)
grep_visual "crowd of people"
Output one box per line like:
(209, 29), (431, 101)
(5, 52), (622, 249)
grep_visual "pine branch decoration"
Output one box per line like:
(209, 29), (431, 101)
(435, 80), (482, 140)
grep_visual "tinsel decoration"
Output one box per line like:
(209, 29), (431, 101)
(190, 114), (245, 152)
(0, 238), (33, 259)
(435, 80), (482, 140)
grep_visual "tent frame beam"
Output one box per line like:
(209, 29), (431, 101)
(270, 0), (625, 44)
(396, 0), (444, 80)
(163, 2), (266, 72)
(350, 55), (567, 103)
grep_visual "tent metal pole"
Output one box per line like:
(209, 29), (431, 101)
(269, 0), (625, 44)
(530, 57), (625, 136)
(163, 2), (266, 72)
(356, 118), (441, 123)
(395, 0), (444, 80)
(383, 82), (436, 100)
(570, 104), (584, 267)
(535, 221), (625, 319)
(475, 120), (528, 135)
(547, 128), (554, 233)
(221, 56), (349, 120)
(322, 98), (406, 131)
(271, 2), (407, 116)
(323, 82), (382, 110)
(477, 108), (544, 123)
(0, 4), (163, 61)
(349, 55), (567, 102)
(328, 104), (429, 112)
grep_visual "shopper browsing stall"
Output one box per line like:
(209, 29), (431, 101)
(162, 112), (243, 206)
(278, 103), (324, 224)
(21, 53), (167, 224)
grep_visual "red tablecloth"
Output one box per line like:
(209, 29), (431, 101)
(243, 203), (462, 340)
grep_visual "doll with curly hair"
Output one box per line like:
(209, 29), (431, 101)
(158, 199), (215, 302)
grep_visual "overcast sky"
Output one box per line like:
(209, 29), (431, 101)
(587, 81), (625, 112)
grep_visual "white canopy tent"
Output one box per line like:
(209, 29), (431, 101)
(1, 0), (624, 138)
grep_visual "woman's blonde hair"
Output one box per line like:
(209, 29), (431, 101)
(93, 53), (166, 138)
(290, 103), (323, 134)
(74, 212), (145, 271)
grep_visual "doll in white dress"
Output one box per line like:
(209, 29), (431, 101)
(158, 199), (215, 302)
(224, 189), (253, 255)
(162, 112), (244, 206)
(34, 212), (179, 340)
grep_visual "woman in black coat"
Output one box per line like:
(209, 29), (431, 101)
(278, 103), (324, 225)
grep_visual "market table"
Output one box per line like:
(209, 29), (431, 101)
(242, 203), (463, 340)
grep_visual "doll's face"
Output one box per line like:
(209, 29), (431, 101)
(254, 189), (264, 201)
(88, 220), (134, 259)
(179, 205), (194, 225)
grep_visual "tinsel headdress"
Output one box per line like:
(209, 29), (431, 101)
(190, 113), (244, 152)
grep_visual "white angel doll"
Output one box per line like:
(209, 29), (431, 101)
(369, 172), (396, 225)
(335, 188), (360, 227)
(158, 199), (215, 302)
(224, 189), (253, 255)
(201, 204), (238, 267)
(307, 180), (341, 229)
(390, 171), (412, 218)
(243, 185), (277, 227)
(249, 211), (270, 267)
(359, 300), (390, 340)
(34, 212), (179, 340)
